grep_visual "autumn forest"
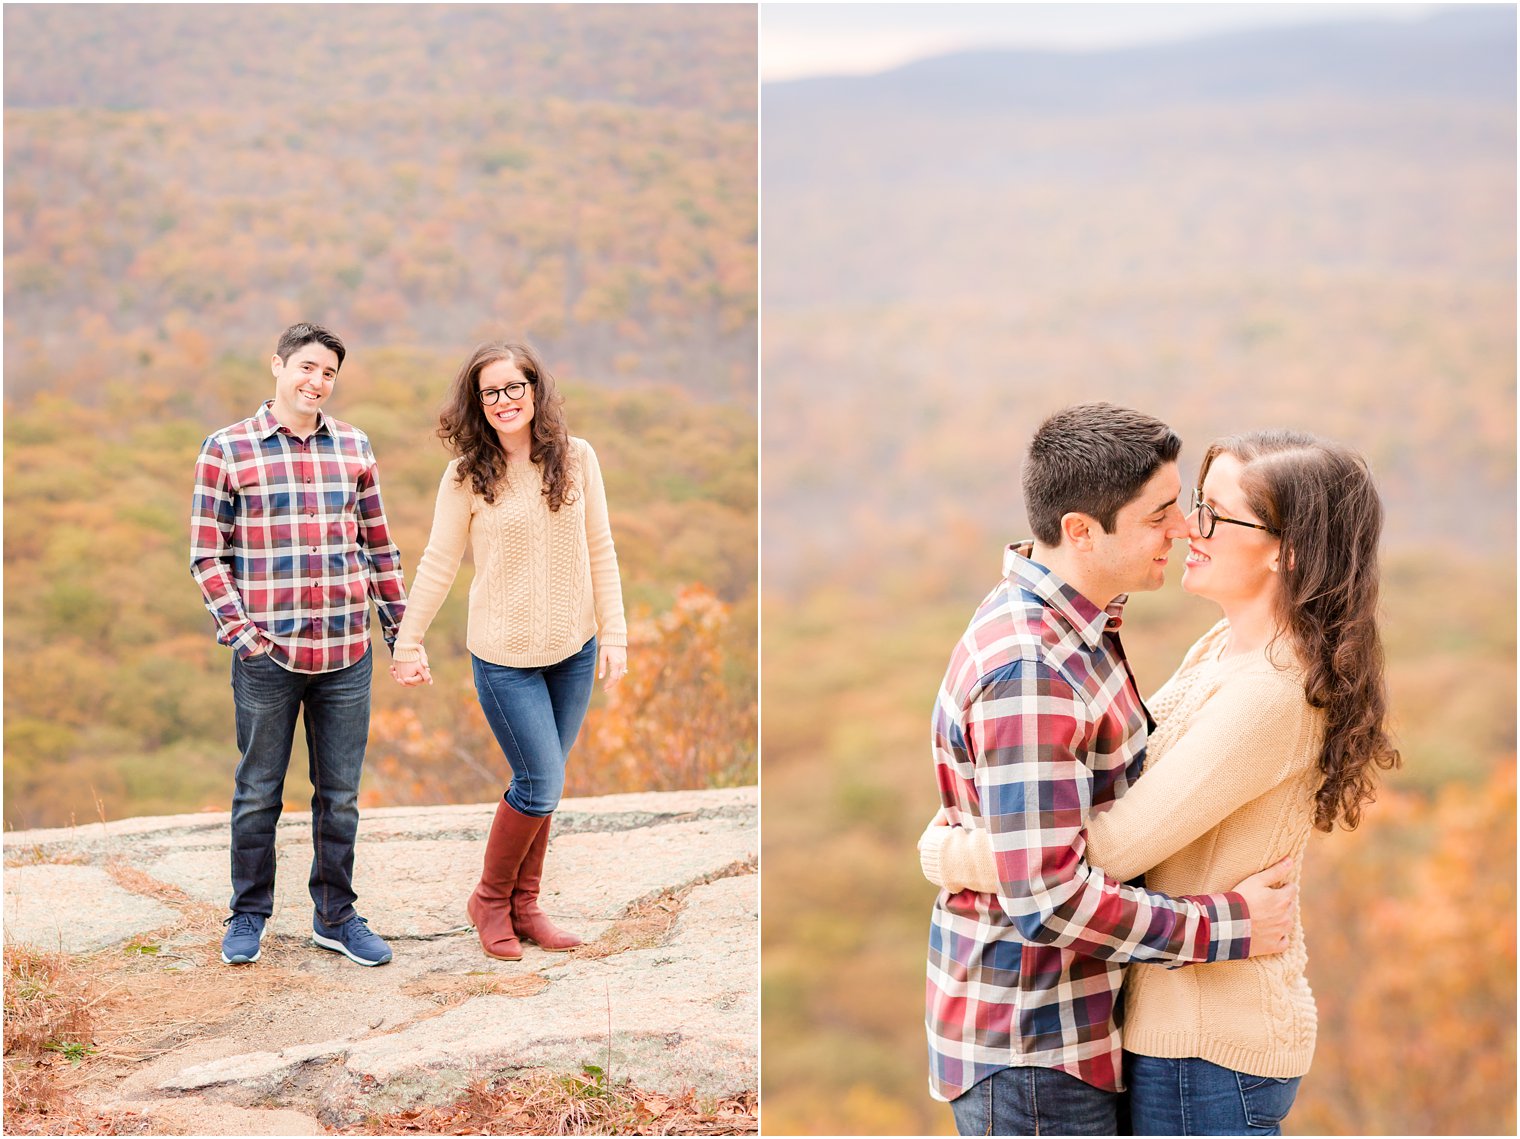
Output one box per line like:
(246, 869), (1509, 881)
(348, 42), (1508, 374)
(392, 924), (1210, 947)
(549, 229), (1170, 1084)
(3, 5), (1516, 1138)
(4, 5), (758, 830)
(761, 9), (1515, 1137)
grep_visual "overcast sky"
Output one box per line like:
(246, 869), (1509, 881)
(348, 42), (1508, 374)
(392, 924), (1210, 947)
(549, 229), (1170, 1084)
(760, 3), (1445, 81)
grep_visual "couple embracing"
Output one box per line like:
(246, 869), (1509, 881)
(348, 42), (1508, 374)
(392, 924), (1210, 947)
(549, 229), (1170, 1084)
(190, 322), (627, 970)
(920, 403), (1398, 1136)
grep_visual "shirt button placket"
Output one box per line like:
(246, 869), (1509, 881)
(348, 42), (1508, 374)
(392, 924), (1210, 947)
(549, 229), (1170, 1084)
(304, 445), (320, 614)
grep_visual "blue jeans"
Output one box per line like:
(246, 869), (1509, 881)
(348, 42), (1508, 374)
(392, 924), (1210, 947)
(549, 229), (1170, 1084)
(229, 646), (372, 925)
(951, 1066), (1120, 1136)
(472, 637), (597, 816)
(1126, 1053), (1301, 1136)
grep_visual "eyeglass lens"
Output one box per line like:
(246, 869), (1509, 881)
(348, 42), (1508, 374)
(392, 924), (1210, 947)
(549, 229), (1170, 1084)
(1191, 493), (1216, 538)
(481, 382), (529, 403)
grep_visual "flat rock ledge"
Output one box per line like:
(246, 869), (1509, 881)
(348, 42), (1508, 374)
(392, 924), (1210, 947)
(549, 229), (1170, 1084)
(3, 787), (757, 1132)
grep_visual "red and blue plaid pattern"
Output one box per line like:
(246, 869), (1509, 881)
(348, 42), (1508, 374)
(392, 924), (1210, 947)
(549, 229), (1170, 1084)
(926, 544), (1250, 1101)
(190, 402), (407, 674)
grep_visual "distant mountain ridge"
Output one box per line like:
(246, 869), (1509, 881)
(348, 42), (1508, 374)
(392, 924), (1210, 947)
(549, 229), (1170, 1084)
(4, 4), (757, 401)
(4, 4), (756, 119)
(759, 2), (1515, 578)
(766, 7), (1515, 112)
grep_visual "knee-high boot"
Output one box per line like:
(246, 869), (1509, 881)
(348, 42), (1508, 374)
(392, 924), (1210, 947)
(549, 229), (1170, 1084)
(466, 799), (544, 961)
(511, 813), (583, 951)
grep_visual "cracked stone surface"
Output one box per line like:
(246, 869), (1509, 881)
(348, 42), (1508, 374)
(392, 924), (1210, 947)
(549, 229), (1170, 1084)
(4, 865), (180, 954)
(2, 787), (757, 1132)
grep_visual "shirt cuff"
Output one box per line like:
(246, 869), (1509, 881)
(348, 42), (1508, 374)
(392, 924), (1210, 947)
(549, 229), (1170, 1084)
(1192, 890), (1252, 964)
(230, 626), (264, 659)
(598, 632), (628, 648)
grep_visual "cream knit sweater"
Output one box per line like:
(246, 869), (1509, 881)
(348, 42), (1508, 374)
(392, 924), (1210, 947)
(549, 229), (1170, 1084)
(919, 619), (1324, 1079)
(393, 437), (627, 668)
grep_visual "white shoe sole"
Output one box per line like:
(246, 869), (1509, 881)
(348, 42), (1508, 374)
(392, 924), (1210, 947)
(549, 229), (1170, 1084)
(312, 930), (392, 967)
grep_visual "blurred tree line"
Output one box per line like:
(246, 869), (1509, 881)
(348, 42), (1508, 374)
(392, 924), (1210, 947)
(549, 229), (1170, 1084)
(2, 4), (757, 830)
(4, 4), (757, 402)
(4, 359), (757, 830)
(761, 570), (1515, 1136)
(760, 11), (1514, 1132)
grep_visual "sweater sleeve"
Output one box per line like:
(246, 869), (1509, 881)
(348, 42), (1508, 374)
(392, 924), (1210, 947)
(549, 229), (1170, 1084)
(972, 660), (1249, 965)
(579, 440), (627, 649)
(919, 811), (999, 895)
(1085, 669), (1317, 883)
(392, 462), (473, 663)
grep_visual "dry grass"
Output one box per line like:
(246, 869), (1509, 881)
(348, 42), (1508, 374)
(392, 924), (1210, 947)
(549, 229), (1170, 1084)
(347, 1069), (758, 1135)
(4, 944), (96, 1061)
(2, 845), (89, 869)
(102, 860), (202, 912)
(0, 943), (144, 1134)
(580, 855), (757, 963)
(579, 896), (685, 961)
(400, 972), (552, 1010)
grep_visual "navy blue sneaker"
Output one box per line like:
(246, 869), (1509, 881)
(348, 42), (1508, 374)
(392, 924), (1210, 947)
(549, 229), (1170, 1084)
(221, 912), (267, 964)
(312, 913), (392, 967)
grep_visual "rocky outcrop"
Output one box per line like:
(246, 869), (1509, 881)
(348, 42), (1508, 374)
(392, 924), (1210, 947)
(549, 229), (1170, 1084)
(3, 787), (757, 1132)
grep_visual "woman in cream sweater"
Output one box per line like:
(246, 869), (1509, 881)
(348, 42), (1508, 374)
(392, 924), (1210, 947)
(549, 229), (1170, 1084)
(919, 430), (1398, 1135)
(391, 341), (627, 961)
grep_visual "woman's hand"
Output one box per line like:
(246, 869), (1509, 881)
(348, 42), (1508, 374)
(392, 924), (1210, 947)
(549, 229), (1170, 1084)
(598, 645), (628, 691)
(918, 809), (999, 895)
(918, 808), (955, 889)
(390, 648), (432, 688)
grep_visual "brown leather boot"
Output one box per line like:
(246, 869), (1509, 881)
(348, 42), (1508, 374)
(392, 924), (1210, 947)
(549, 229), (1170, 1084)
(466, 799), (544, 961)
(511, 813), (582, 951)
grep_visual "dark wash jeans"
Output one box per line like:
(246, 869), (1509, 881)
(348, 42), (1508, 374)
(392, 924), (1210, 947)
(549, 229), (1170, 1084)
(1126, 1053), (1301, 1136)
(951, 1066), (1121, 1136)
(471, 637), (597, 817)
(229, 646), (372, 925)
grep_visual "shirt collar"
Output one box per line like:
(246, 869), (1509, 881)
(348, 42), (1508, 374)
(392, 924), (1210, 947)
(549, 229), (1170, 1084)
(253, 400), (332, 440)
(1002, 540), (1128, 650)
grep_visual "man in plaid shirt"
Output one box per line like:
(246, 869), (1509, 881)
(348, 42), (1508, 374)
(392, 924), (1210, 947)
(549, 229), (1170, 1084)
(191, 322), (409, 969)
(925, 404), (1297, 1135)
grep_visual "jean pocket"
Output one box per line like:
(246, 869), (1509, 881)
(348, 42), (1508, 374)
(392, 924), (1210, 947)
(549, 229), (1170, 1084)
(1234, 1072), (1299, 1128)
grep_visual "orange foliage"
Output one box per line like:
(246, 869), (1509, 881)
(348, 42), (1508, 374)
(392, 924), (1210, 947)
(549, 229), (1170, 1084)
(360, 585), (755, 810)
(577, 585), (757, 795)
(1295, 760), (1517, 1136)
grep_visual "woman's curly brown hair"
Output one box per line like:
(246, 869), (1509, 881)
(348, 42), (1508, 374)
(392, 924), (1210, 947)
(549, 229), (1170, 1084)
(438, 341), (574, 510)
(1200, 430), (1401, 831)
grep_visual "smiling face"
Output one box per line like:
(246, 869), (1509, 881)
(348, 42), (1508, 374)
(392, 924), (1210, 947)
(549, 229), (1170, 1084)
(1083, 460), (1190, 596)
(477, 356), (535, 449)
(1182, 452), (1283, 606)
(270, 342), (340, 428)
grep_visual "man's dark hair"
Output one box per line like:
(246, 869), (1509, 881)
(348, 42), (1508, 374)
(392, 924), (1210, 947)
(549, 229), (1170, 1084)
(275, 322), (346, 370)
(1022, 402), (1182, 545)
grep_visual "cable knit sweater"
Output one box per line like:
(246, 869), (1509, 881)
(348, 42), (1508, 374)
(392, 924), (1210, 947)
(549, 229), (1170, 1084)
(392, 437), (627, 668)
(920, 619), (1324, 1079)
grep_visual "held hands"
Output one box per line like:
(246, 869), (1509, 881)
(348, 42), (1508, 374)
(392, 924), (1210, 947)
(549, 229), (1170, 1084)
(598, 645), (628, 692)
(390, 647), (432, 688)
(1232, 856), (1298, 958)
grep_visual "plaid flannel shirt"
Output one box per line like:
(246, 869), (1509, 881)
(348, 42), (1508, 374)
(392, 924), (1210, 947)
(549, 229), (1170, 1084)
(926, 544), (1251, 1101)
(190, 402), (407, 674)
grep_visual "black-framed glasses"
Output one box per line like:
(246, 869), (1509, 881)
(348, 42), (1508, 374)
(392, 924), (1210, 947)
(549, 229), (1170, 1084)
(477, 379), (536, 405)
(1191, 489), (1280, 539)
